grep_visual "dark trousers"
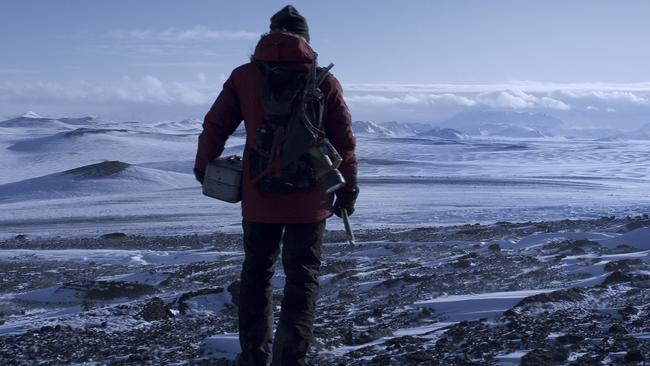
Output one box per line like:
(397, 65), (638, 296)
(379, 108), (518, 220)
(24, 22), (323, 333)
(236, 220), (325, 366)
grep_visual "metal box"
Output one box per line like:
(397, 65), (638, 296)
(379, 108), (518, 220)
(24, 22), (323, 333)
(202, 156), (243, 203)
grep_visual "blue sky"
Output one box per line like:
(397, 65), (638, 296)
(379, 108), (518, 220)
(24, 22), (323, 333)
(2, 0), (650, 127)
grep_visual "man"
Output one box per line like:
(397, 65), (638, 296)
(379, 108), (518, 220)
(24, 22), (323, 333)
(194, 5), (358, 366)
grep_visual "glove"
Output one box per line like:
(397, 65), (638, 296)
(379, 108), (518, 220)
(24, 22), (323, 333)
(333, 186), (359, 218)
(194, 168), (205, 184)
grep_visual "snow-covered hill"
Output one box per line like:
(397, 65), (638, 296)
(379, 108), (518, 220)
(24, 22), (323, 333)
(417, 127), (466, 140)
(0, 161), (194, 203)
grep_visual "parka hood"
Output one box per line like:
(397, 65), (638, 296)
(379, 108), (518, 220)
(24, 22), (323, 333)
(252, 33), (315, 63)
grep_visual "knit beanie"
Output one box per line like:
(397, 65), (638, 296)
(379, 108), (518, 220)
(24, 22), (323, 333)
(270, 5), (310, 43)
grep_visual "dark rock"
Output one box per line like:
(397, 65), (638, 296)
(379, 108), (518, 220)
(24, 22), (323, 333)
(626, 220), (650, 231)
(227, 281), (240, 307)
(488, 243), (501, 252)
(608, 324), (627, 334)
(14, 234), (28, 241)
(521, 347), (568, 365)
(603, 271), (632, 285)
(138, 297), (173, 321)
(556, 333), (584, 345)
(620, 305), (638, 317)
(452, 253), (479, 268)
(101, 232), (128, 239)
(604, 259), (643, 272)
(516, 288), (584, 307)
(65, 161), (130, 179)
(625, 349), (645, 363)
(404, 349), (433, 361)
(343, 327), (392, 346)
(84, 280), (156, 300)
(452, 258), (473, 268)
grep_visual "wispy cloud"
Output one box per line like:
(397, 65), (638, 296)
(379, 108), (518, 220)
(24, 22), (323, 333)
(1, 79), (649, 114)
(475, 90), (571, 110)
(109, 26), (259, 42)
(345, 82), (650, 94)
(347, 93), (476, 107)
(0, 76), (223, 106)
(348, 89), (572, 111)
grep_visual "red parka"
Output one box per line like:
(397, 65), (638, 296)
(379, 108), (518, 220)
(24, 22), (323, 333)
(195, 33), (357, 223)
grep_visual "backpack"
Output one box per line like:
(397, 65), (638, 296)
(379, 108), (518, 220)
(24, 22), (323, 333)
(249, 55), (334, 194)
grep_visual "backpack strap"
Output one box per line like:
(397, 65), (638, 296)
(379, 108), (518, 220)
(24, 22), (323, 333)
(316, 63), (335, 86)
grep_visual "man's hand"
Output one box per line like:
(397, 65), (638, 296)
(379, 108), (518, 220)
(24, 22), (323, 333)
(194, 169), (205, 184)
(333, 186), (359, 217)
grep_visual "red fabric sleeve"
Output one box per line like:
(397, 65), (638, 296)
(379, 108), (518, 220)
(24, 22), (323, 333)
(194, 73), (243, 173)
(322, 74), (358, 191)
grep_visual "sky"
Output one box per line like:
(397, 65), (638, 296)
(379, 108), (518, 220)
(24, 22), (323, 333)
(1, 0), (650, 128)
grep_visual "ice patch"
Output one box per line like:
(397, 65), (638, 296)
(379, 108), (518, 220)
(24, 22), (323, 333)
(182, 292), (231, 316)
(495, 350), (530, 365)
(598, 227), (650, 250)
(414, 289), (557, 322)
(202, 333), (241, 361)
(0, 249), (233, 266)
(505, 232), (616, 250)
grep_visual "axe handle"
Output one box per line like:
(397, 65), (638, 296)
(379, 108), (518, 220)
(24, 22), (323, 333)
(341, 208), (356, 246)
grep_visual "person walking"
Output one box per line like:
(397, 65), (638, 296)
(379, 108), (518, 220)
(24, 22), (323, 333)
(194, 5), (358, 366)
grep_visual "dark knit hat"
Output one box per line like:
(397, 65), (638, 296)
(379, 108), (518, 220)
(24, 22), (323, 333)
(270, 5), (310, 43)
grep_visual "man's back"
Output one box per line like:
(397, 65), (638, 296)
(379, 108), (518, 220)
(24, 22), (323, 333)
(195, 32), (357, 223)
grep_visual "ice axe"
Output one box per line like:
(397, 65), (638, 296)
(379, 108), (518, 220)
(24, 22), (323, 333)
(341, 208), (356, 246)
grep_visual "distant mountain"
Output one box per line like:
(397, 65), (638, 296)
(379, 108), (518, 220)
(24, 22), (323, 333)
(436, 110), (564, 137)
(352, 121), (395, 136)
(418, 127), (467, 140)
(374, 121), (432, 136)
(440, 110), (563, 131)
(0, 161), (194, 203)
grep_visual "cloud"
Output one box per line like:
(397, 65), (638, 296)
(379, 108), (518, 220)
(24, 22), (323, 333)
(109, 26), (259, 42)
(476, 90), (537, 109)
(349, 89), (571, 111)
(345, 82), (650, 94)
(346, 93), (476, 107)
(0, 76), (220, 106)
(2, 79), (649, 115)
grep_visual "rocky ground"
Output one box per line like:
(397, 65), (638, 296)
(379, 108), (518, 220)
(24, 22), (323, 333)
(1, 215), (649, 365)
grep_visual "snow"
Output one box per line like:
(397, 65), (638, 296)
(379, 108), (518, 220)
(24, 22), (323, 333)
(181, 292), (231, 316)
(495, 350), (530, 365)
(414, 289), (557, 322)
(598, 227), (650, 249)
(21, 111), (44, 119)
(1, 112), (650, 238)
(11, 285), (85, 305)
(201, 333), (241, 361)
(97, 271), (171, 286)
(0, 249), (237, 265)
(504, 231), (617, 250)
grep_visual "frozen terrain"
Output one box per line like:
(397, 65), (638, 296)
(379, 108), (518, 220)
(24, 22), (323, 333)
(1, 112), (650, 239)
(1, 217), (650, 364)
(1, 112), (650, 364)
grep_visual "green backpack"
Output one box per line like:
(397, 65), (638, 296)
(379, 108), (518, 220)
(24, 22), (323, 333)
(250, 55), (334, 194)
